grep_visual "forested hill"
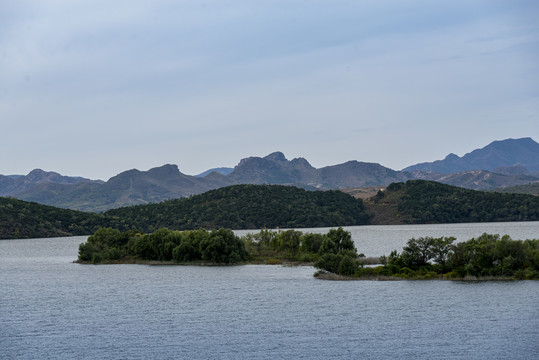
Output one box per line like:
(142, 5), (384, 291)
(0, 197), (107, 239)
(1, 186), (368, 239)
(365, 180), (539, 225)
(3, 182), (538, 240)
(105, 184), (371, 233)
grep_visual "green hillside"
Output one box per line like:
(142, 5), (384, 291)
(0, 186), (369, 239)
(0, 197), (107, 239)
(366, 180), (539, 224)
(2, 182), (538, 240)
(105, 184), (371, 232)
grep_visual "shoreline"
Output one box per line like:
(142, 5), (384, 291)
(313, 270), (522, 281)
(74, 258), (316, 267)
(74, 259), (532, 281)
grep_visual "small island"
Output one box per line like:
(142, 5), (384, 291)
(77, 226), (363, 266)
(78, 227), (538, 280)
(315, 234), (539, 280)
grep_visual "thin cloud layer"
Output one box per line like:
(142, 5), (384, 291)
(1, 0), (537, 180)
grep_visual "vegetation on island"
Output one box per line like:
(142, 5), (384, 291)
(315, 233), (539, 280)
(243, 227), (361, 271)
(78, 227), (248, 264)
(77, 226), (362, 269)
(80, 226), (538, 281)
(365, 180), (539, 225)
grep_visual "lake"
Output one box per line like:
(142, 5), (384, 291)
(237, 220), (539, 256)
(1, 222), (538, 359)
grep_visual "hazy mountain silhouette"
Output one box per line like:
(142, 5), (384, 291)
(403, 137), (539, 173)
(1, 138), (538, 211)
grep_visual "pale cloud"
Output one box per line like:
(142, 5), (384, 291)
(0, 0), (537, 179)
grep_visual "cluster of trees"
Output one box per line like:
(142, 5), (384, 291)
(78, 227), (248, 264)
(349, 234), (538, 280)
(374, 180), (539, 224)
(78, 226), (364, 274)
(105, 185), (371, 232)
(79, 226), (538, 280)
(243, 227), (363, 275)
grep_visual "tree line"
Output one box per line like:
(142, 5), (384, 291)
(78, 226), (361, 272)
(80, 225), (538, 280)
(315, 234), (538, 280)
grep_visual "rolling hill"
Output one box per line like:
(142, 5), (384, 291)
(364, 180), (539, 225)
(105, 184), (371, 232)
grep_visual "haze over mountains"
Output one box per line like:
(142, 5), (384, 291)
(1, 137), (538, 212)
(403, 137), (539, 173)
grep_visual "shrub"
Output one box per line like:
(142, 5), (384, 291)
(78, 242), (96, 262)
(299, 253), (318, 263)
(314, 253), (342, 274)
(105, 247), (122, 260)
(300, 233), (326, 254)
(338, 255), (358, 276)
(91, 253), (103, 264)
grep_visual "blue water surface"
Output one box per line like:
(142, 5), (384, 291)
(1, 224), (538, 359)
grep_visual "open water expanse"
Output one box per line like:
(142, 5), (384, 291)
(1, 222), (538, 359)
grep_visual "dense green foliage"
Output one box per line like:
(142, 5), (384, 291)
(243, 227), (361, 272)
(105, 185), (371, 232)
(350, 234), (539, 280)
(79, 226), (365, 275)
(79, 227), (248, 264)
(373, 180), (539, 224)
(0, 197), (108, 239)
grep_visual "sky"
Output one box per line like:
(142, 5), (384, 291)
(1, 0), (538, 180)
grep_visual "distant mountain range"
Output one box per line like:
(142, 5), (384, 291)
(1, 137), (538, 211)
(403, 137), (539, 173)
(0, 165), (231, 212)
(408, 169), (539, 191)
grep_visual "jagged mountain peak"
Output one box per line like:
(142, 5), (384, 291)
(25, 169), (61, 182)
(23, 168), (97, 185)
(264, 151), (287, 162)
(146, 164), (181, 176)
(290, 157), (314, 169)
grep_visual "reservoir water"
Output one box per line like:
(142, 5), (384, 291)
(1, 222), (538, 359)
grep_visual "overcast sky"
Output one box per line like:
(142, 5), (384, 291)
(1, 0), (538, 180)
